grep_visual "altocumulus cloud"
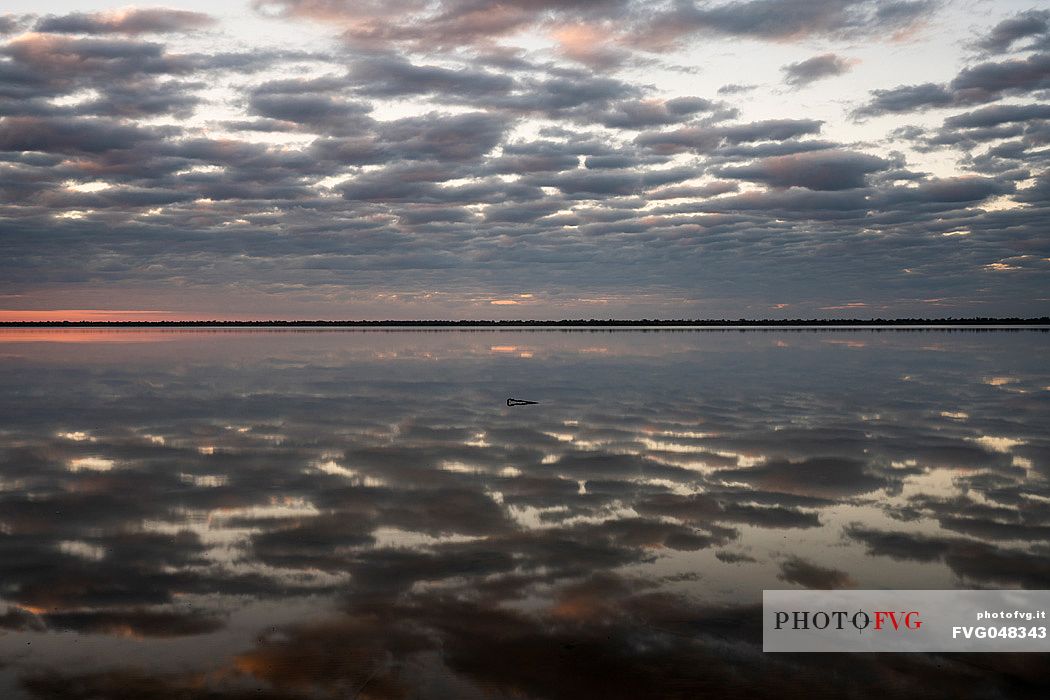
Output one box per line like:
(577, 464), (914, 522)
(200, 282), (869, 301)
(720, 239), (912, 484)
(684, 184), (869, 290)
(782, 53), (855, 87)
(0, 2), (1046, 318)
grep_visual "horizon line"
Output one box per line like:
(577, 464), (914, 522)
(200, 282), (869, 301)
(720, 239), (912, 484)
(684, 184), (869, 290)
(2, 317), (1049, 328)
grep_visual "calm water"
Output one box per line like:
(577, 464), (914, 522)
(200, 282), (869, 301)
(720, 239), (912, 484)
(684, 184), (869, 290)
(1, 328), (1048, 698)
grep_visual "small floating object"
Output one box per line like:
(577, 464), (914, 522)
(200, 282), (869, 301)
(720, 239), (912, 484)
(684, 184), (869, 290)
(507, 398), (538, 406)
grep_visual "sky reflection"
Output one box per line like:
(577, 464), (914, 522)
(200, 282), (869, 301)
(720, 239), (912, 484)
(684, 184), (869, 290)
(1, 329), (1049, 698)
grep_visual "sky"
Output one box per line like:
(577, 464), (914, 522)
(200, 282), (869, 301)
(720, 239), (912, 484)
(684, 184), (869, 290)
(0, 0), (1048, 320)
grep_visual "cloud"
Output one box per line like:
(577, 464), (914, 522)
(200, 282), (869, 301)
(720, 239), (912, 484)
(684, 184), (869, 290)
(591, 96), (731, 129)
(715, 550), (758, 563)
(715, 150), (889, 190)
(530, 165), (696, 197)
(872, 175), (1014, 205)
(975, 9), (1049, 54)
(636, 0), (936, 50)
(36, 9), (217, 35)
(943, 102), (1050, 128)
(846, 525), (1050, 588)
(856, 52), (1050, 116)
(0, 16), (20, 35)
(0, 116), (174, 154)
(42, 609), (226, 637)
(777, 556), (855, 588)
(857, 82), (958, 115)
(373, 111), (510, 161)
(782, 53), (854, 87)
(718, 457), (891, 498)
(648, 180), (739, 199)
(247, 78), (373, 135)
(488, 140), (582, 174)
(636, 492), (821, 529)
(551, 22), (630, 67)
(952, 51), (1050, 95)
(252, 0), (936, 60)
(717, 83), (756, 95)
(0, 33), (215, 121)
(350, 54), (515, 97)
(315, 110), (508, 165)
(254, 0), (633, 54)
(1, 33), (194, 82)
(635, 118), (823, 154)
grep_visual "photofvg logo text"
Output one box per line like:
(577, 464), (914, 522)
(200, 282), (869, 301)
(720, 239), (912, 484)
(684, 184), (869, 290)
(774, 609), (923, 632)
(763, 590), (1050, 652)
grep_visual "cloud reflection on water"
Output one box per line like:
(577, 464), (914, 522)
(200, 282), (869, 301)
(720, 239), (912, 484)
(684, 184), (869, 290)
(0, 329), (1048, 698)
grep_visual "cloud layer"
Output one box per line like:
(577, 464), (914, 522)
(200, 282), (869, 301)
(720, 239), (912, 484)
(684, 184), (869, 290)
(0, 3), (1047, 318)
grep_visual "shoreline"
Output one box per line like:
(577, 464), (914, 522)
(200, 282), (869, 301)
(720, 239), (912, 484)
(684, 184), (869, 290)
(1, 318), (1049, 329)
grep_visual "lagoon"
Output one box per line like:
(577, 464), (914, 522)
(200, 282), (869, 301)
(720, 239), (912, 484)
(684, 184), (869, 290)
(1, 328), (1048, 698)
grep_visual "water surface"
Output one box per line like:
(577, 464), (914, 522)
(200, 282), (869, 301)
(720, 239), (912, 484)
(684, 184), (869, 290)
(1, 328), (1048, 698)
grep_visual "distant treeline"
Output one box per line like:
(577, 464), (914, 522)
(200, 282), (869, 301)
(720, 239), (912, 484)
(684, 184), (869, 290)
(3, 318), (1049, 327)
